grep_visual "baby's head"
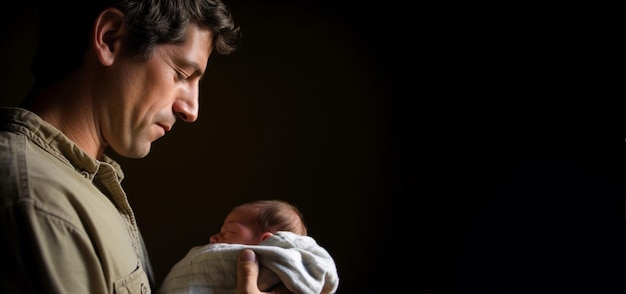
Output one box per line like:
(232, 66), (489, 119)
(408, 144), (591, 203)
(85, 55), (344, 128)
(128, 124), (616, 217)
(209, 200), (308, 245)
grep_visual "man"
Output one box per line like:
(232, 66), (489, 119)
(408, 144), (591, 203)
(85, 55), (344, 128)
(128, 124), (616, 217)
(0, 1), (289, 293)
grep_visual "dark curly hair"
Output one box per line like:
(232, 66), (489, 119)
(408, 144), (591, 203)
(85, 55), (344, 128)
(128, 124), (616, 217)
(30, 0), (240, 87)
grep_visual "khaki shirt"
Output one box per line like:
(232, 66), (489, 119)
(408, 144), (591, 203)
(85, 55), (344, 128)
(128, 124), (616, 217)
(0, 107), (154, 293)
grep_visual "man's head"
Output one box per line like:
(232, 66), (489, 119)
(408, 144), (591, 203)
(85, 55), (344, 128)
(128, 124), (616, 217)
(24, 0), (241, 159)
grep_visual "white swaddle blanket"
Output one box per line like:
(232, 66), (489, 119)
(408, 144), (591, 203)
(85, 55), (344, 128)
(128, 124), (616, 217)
(158, 231), (339, 294)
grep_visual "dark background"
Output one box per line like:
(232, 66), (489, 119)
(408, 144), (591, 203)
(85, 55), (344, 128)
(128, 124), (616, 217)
(2, 1), (624, 293)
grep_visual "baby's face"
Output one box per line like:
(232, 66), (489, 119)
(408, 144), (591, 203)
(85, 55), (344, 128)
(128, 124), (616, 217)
(209, 207), (263, 245)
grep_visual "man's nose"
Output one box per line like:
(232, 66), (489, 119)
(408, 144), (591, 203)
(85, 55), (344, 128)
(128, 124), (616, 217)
(173, 86), (199, 123)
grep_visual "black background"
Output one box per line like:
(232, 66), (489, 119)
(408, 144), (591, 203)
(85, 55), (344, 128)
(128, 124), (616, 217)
(1, 1), (624, 293)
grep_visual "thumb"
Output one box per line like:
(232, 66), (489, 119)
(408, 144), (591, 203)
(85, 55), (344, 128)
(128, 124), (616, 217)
(236, 249), (260, 294)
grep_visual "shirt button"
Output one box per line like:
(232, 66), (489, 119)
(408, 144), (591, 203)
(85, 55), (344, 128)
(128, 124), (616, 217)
(80, 171), (89, 178)
(141, 283), (148, 294)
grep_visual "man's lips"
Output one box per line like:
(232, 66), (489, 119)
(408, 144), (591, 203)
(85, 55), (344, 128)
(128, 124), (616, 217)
(157, 123), (172, 132)
(156, 123), (173, 137)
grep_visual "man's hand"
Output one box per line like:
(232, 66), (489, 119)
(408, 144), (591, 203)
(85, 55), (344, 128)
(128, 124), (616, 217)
(235, 249), (293, 294)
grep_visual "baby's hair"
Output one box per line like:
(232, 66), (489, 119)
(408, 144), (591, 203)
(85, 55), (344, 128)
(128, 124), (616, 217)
(236, 200), (308, 236)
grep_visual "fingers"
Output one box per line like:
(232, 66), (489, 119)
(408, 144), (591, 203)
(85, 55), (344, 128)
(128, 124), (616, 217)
(235, 249), (261, 294)
(235, 249), (294, 294)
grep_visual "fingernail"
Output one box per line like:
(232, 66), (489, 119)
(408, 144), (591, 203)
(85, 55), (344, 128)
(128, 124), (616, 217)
(240, 249), (256, 262)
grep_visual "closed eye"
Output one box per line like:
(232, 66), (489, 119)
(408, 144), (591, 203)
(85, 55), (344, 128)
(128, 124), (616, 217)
(175, 70), (188, 81)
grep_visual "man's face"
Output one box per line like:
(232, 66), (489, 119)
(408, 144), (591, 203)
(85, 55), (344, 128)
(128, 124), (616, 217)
(101, 23), (213, 158)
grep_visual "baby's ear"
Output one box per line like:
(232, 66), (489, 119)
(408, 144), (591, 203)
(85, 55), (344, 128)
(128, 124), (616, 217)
(260, 232), (274, 242)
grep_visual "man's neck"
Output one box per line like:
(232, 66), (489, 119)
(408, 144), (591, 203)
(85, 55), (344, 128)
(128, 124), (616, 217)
(26, 76), (106, 160)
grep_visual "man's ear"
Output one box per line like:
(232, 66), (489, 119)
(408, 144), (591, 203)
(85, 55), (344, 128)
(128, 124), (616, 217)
(260, 232), (274, 242)
(93, 8), (125, 66)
